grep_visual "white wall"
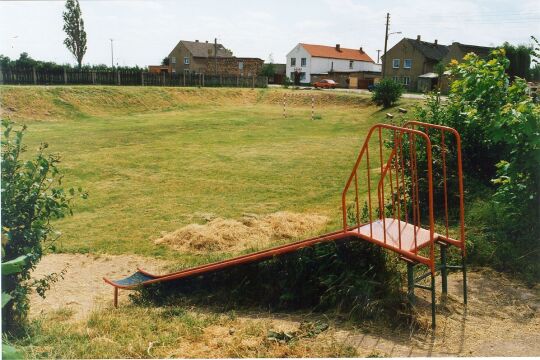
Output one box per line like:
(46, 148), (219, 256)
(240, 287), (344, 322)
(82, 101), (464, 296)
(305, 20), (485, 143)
(311, 57), (381, 74)
(286, 43), (382, 83)
(286, 44), (311, 82)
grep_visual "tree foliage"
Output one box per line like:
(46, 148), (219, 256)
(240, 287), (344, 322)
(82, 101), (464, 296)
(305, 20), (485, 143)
(503, 42), (532, 80)
(1, 120), (86, 333)
(372, 78), (403, 108)
(414, 49), (540, 280)
(261, 63), (276, 77)
(0, 52), (143, 72)
(62, 0), (87, 68)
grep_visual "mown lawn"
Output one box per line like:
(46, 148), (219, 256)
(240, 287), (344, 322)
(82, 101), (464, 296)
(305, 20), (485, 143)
(7, 86), (417, 265)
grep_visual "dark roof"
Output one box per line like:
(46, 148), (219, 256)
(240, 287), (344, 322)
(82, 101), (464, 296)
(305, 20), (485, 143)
(180, 40), (233, 58)
(405, 38), (449, 61)
(451, 42), (492, 58)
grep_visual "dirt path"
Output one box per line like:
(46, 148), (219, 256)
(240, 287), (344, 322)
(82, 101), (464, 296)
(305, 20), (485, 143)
(30, 254), (539, 357)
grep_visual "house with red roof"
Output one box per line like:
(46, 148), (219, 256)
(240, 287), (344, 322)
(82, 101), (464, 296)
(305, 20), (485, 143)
(286, 43), (381, 86)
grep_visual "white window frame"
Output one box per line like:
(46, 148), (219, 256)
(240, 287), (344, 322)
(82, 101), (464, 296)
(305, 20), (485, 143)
(349, 60), (354, 69)
(402, 76), (410, 85)
(392, 76), (400, 83)
(301, 57), (306, 67)
(184, 57), (190, 65)
(238, 61), (244, 70)
(171, 56), (176, 64)
(392, 59), (400, 68)
(291, 57), (296, 66)
(404, 59), (412, 69)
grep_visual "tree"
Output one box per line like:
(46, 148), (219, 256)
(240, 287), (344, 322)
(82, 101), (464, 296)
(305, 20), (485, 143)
(161, 57), (170, 66)
(1, 120), (86, 333)
(372, 78), (403, 108)
(62, 0), (87, 68)
(503, 42), (532, 80)
(261, 63), (275, 77)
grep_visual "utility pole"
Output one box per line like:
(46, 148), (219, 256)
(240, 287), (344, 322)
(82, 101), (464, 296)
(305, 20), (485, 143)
(214, 37), (218, 75)
(376, 50), (382, 64)
(110, 38), (114, 69)
(382, 13), (389, 79)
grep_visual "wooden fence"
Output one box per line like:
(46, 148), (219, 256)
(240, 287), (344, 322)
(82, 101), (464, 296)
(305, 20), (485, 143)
(0, 68), (268, 88)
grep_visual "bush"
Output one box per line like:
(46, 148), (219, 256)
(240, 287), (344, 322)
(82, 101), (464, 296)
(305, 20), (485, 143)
(1, 120), (86, 333)
(413, 49), (540, 281)
(372, 78), (403, 108)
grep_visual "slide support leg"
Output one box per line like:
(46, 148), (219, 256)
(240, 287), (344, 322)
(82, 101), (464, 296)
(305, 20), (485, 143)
(407, 262), (415, 306)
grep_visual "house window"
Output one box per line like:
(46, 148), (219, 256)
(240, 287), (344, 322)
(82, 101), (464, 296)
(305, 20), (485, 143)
(392, 59), (400, 68)
(171, 57), (176, 64)
(392, 76), (400, 83)
(184, 57), (190, 65)
(238, 61), (244, 70)
(301, 58), (306, 67)
(349, 60), (354, 69)
(402, 76), (410, 85)
(291, 57), (296, 66)
(404, 59), (412, 69)
(300, 72), (306, 81)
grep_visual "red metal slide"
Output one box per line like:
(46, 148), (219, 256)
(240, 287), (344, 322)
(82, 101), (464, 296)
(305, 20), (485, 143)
(104, 121), (467, 327)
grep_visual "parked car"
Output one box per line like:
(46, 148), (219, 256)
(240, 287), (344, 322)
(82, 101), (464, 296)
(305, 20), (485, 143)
(313, 79), (337, 89)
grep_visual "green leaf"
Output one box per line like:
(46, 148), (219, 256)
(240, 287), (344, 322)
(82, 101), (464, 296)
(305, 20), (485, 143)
(2, 292), (13, 307)
(1, 255), (28, 275)
(2, 343), (24, 360)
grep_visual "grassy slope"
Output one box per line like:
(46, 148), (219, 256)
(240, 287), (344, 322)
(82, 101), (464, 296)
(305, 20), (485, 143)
(1, 86), (417, 266)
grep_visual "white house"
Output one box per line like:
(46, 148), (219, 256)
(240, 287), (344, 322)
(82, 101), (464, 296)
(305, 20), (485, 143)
(286, 43), (381, 84)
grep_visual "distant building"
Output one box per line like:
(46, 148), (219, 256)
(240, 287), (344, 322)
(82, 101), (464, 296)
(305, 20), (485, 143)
(382, 35), (492, 92)
(148, 65), (170, 74)
(166, 39), (263, 76)
(285, 43), (381, 87)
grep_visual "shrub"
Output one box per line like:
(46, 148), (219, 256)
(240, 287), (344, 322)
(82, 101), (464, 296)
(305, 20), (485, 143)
(372, 78), (403, 108)
(1, 120), (86, 333)
(413, 49), (540, 281)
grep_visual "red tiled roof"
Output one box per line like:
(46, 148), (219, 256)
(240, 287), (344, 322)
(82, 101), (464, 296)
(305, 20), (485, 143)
(301, 43), (374, 62)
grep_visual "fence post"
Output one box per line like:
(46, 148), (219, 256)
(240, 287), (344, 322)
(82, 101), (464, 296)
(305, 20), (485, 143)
(91, 71), (96, 85)
(183, 72), (186, 86)
(141, 72), (144, 86)
(202, 73), (205, 87)
(236, 75), (239, 87)
(117, 71), (121, 85)
(33, 67), (37, 85)
(0, 67), (3, 85)
(220, 75), (222, 87)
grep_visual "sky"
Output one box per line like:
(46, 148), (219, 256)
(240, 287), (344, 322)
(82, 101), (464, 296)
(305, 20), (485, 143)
(0, 0), (539, 67)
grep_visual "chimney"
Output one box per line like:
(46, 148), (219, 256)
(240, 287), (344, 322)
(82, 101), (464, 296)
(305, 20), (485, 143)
(416, 35), (421, 41)
(335, 44), (341, 52)
(434, 39), (438, 45)
(195, 40), (199, 42)
(359, 47), (363, 53)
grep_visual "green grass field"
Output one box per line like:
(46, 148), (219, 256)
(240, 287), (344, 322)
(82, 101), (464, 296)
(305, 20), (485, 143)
(3, 86), (416, 266)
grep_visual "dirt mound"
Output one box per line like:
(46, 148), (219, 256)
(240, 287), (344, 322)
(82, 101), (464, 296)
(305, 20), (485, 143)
(154, 211), (329, 252)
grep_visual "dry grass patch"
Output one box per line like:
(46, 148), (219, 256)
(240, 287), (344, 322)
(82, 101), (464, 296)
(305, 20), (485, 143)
(154, 211), (329, 252)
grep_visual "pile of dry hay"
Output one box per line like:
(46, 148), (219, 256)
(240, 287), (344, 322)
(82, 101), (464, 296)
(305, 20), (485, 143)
(154, 212), (329, 252)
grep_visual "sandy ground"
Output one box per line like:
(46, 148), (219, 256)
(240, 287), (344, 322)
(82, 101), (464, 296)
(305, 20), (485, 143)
(29, 253), (169, 320)
(30, 254), (540, 357)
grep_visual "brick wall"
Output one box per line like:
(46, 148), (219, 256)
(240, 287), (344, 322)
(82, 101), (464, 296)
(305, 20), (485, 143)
(201, 57), (263, 76)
